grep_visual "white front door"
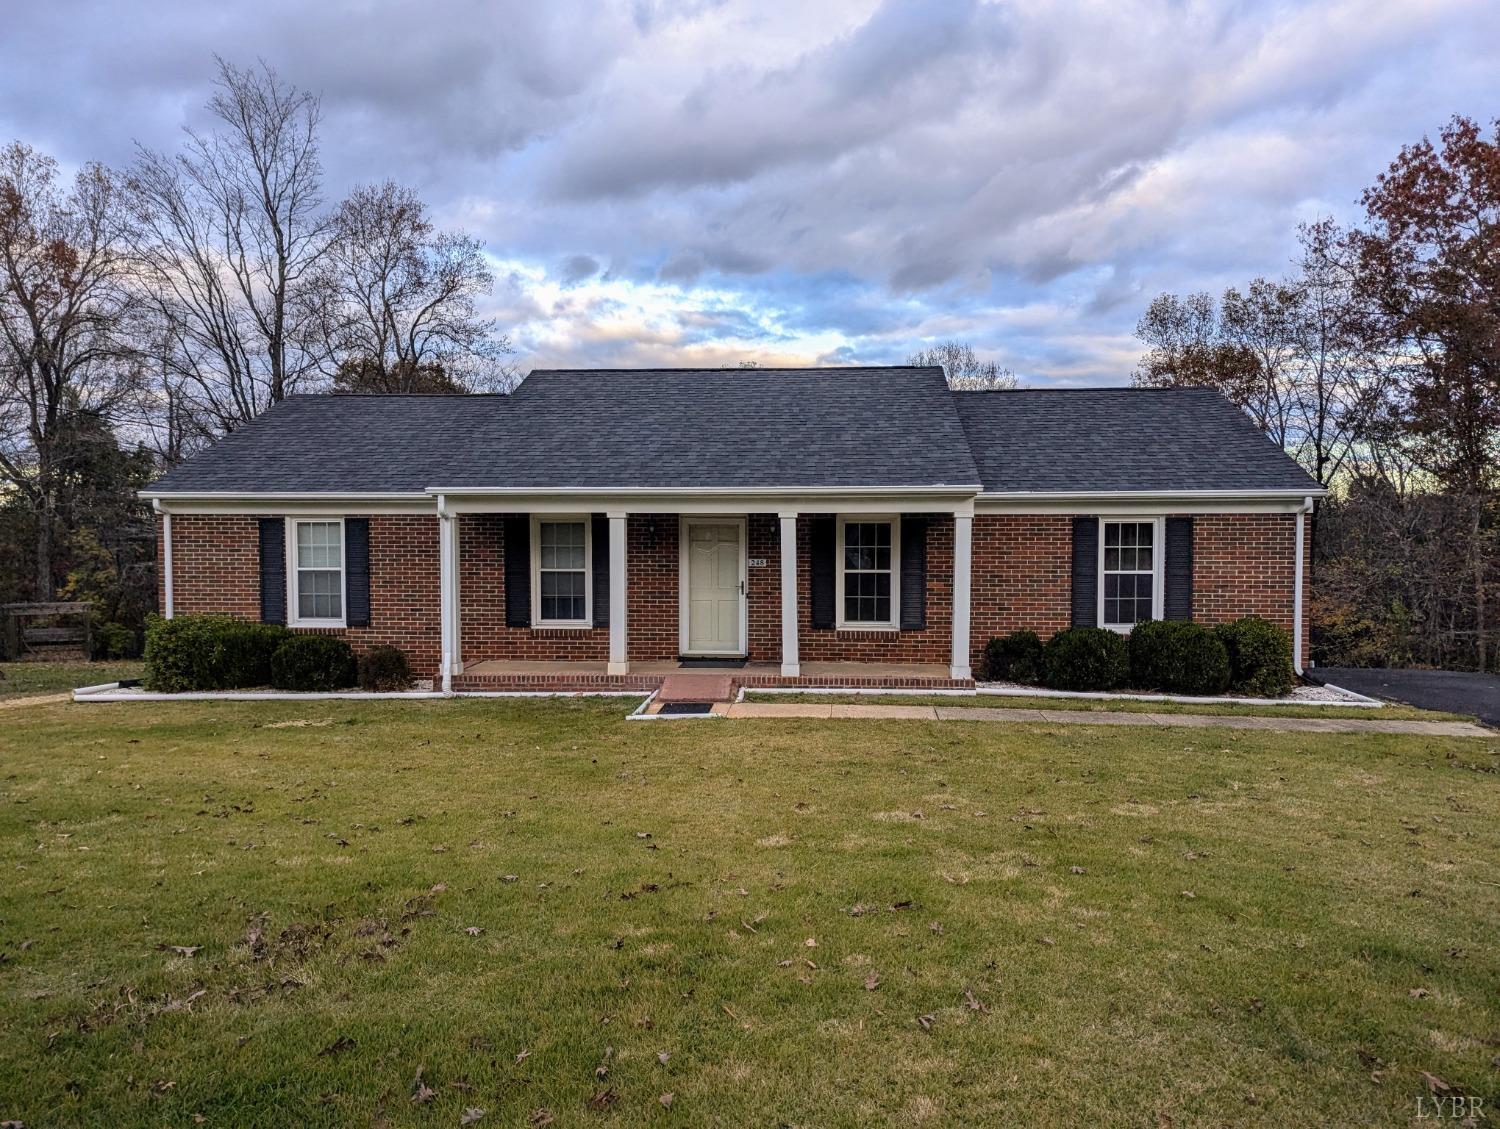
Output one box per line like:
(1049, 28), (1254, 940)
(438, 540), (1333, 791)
(683, 520), (745, 655)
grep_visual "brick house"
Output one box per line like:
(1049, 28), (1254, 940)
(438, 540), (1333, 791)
(143, 367), (1324, 691)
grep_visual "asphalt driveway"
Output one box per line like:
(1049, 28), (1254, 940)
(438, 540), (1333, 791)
(1319, 666), (1500, 728)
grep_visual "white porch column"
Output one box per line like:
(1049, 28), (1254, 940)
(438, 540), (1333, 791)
(608, 511), (629, 675)
(160, 509), (174, 619)
(437, 500), (460, 692)
(779, 511), (800, 677)
(950, 511), (973, 680)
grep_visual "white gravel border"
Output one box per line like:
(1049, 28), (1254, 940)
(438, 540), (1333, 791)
(738, 681), (1383, 708)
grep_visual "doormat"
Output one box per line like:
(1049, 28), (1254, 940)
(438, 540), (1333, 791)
(677, 658), (747, 669)
(657, 701), (715, 715)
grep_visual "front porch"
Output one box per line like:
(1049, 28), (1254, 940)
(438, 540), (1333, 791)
(433, 495), (978, 691)
(450, 658), (973, 694)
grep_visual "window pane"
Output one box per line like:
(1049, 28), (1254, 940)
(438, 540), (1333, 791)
(540, 522), (585, 570)
(297, 568), (342, 620)
(539, 566), (585, 622)
(296, 521), (341, 569)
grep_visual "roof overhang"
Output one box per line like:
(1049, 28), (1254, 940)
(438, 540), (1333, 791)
(976, 488), (1324, 515)
(427, 484), (984, 516)
(144, 491), (436, 515)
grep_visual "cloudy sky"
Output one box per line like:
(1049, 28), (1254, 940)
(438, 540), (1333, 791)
(2, 0), (1496, 384)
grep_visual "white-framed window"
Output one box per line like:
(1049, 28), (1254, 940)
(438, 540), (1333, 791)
(288, 518), (346, 627)
(532, 516), (591, 627)
(837, 515), (899, 629)
(1099, 517), (1163, 630)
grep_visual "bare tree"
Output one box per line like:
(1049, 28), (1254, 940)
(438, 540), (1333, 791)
(0, 142), (138, 598)
(127, 57), (331, 433)
(908, 341), (1017, 390)
(1133, 245), (1389, 490)
(317, 181), (514, 393)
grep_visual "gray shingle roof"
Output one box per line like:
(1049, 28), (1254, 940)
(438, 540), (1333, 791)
(954, 387), (1321, 493)
(149, 394), (512, 493)
(440, 366), (978, 489)
(148, 370), (1321, 497)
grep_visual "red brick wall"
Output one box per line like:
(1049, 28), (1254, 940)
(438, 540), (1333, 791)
(794, 514), (955, 664)
(746, 514), (782, 662)
(1192, 513), (1299, 638)
(970, 515), (1074, 666)
(967, 511), (1303, 667)
(160, 514), (441, 672)
(162, 508), (1307, 676)
(627, 516), (679, 661)
(458, 514), (608, 662)
(162, 515), (261, 621)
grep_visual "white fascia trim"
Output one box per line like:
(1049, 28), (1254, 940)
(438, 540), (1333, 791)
(978, 488), (1328, 499)
(426, 484), (982, 497)
(142, 490), (431, 501)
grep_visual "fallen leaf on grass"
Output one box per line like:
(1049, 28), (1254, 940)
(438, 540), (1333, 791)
(963, 988), (989, 1013)
(917, 1014), (936, 1031)
(411, 1065), (436, 1104)
(804, 937), (817, 948)
(864, 974), (881, 991)
(659, 1093), (674, 1109)
(1069, 866), (1087, 875)
(514, 1049), (530, 1065)
(460, 1108), (486, 1125)
(657, 1051), (671, 1065)
(464, 926), (484, 936)
(1409, 987), (1430, 999)
(318, 1036), (356, 1057)
(588, 1089), (616, 1110)
(528, 1109), (554, 1126)
(156, 944), (200, 957)
(1421, 1071), (1453, 1095)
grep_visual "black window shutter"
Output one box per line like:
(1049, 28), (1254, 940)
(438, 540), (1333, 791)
(591, 513), (609, 628)
(258, 517), (286, 625)
(344, 518), (371, 627)
(899, 515), (927, 630)
(1070, 517), (1098, 627)
(503, 514), (531, 627)
(1164, 516), (1193, 621)
(809, 517), (836, 630)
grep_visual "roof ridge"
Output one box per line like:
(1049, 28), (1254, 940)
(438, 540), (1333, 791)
(525, 365), (938, 373)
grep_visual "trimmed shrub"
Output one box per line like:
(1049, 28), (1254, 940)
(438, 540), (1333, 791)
(143, 614), (288, 691)
(978, 630), (1044, 683)
(270, 635), (357, 692)
(358, 645), (412, 691)
(1128, 619), (1230, 695)
(1215, 617), (1295, 697)
(1040, 627), (1130, 691)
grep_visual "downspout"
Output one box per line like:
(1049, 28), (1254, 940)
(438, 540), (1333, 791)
(153, 500), (174, 620)
(437, 494), (453, 695)
(1293, 496), (1311, 676)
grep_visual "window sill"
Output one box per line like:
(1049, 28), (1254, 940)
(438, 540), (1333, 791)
(835, 623), (900, 633)
(290, 620), (346, 630)
(531, 622), (595, 632)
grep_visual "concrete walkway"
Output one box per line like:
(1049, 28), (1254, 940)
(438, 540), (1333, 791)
(723, 701), (1496, 737)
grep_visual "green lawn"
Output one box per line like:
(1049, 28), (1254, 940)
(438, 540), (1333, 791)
(0, 660), (144, 700)
(2, 698), (1497, 1127)
(745, 690), (1471, 722)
